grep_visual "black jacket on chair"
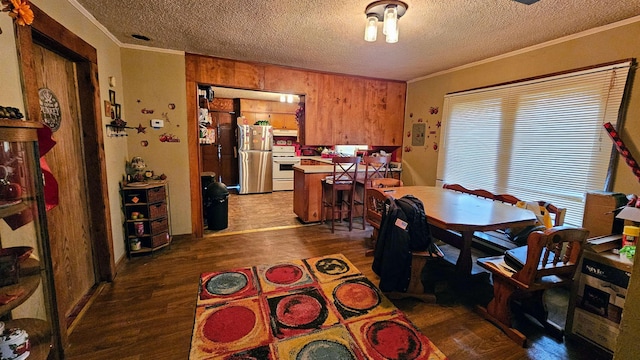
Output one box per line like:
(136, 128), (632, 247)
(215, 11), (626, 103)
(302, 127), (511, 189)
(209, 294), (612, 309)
(372, 198), (412, 292)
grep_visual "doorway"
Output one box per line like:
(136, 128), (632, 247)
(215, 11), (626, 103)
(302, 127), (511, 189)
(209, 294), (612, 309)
(15, 5), (116, 349)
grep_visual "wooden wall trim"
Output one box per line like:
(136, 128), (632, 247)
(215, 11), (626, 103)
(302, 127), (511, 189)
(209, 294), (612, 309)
(29, 5), (98, 64)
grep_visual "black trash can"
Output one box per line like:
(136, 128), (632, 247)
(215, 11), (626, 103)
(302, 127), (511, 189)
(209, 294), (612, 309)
(205, 181), (229, 230)
(201, 174), (216, 221)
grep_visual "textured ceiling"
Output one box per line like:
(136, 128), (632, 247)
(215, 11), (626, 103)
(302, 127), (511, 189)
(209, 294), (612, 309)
(75, 0), (640, 81)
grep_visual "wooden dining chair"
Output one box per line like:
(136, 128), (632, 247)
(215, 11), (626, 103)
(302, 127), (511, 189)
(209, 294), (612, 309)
(476, 226), (589, 346)
(442, 183), (470, 193)
(321, 156), (364, 233)
(365, 188), (437, 303)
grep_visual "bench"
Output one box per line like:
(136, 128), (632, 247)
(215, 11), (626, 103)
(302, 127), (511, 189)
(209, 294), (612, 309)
(441, 184), (567, 254)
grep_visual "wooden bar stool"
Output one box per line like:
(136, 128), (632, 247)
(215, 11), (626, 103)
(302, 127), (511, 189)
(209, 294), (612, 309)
(362, 156), (393, 223)
(321, 156), (363, 233)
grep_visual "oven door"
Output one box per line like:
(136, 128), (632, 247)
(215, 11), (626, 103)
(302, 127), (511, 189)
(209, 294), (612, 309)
(273, 157), (301, 191)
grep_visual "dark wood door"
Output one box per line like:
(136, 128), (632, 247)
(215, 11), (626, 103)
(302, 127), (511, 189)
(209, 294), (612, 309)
(218, 112), (238, 186)
(33, 43), (97, 324)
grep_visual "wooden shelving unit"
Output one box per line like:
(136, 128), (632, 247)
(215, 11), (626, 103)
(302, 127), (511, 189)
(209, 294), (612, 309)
(121, 181), (172, 258)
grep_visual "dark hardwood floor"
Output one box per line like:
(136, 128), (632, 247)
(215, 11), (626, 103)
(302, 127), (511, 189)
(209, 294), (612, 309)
(65, 191), (612, 359)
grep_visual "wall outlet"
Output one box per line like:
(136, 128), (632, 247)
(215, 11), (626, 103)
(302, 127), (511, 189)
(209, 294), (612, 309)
(150, 119), (164, 128)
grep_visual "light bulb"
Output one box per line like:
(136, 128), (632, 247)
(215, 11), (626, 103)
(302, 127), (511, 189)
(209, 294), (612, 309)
(364, 15), (378, 42)
(383, 5), (397, 36)
(386, 26), (399, 43)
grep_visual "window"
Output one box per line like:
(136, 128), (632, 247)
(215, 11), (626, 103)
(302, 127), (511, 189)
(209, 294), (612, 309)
(437, 60), (633, 226)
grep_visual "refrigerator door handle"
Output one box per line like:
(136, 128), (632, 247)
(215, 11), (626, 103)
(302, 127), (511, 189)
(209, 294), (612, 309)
(234, 146), (237, 158)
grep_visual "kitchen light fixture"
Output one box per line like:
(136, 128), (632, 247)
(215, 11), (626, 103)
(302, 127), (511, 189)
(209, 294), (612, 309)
(364, 1), (408, 43)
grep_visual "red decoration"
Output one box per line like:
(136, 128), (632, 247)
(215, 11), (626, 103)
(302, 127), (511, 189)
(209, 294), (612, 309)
(136, 123), (147, 134)
(603, 122), (640, 182)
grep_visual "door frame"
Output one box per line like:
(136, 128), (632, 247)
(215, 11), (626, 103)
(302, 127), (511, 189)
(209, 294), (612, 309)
(15, 6), (116, 282)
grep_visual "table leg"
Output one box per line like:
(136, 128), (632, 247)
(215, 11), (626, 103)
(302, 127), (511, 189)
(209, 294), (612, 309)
(455, 230), (473, 277)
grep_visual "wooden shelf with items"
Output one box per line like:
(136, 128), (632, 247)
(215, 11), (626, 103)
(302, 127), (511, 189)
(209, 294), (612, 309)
(0, 258), (41, 315)
(121, 181), (172, 258)
(0, 119), (61, 359)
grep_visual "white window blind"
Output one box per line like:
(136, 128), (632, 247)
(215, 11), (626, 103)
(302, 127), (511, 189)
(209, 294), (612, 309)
(437, 61), (633, 226)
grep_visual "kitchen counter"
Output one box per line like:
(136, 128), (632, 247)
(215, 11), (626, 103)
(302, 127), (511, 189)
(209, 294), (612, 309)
(294, 160), (402, 174)
(293, 158), (401, 223)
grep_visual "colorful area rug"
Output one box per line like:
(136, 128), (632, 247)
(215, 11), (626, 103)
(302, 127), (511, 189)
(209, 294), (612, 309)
(190, 253), (447, 359)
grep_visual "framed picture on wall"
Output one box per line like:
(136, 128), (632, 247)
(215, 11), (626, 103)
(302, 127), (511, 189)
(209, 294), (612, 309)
(114, 104), (121, 119)
(109, 90), (116, 105)
(104, 100), (112, 117)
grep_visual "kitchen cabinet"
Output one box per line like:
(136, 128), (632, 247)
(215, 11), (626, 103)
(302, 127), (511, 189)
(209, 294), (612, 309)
(270, 113), (297, 130)
(121, 182), (172, 257)
(294, 169), (327, 223)
(239, 99), (298, 130)
(0, 119), (62, 359)
(306, 75), (405, 146)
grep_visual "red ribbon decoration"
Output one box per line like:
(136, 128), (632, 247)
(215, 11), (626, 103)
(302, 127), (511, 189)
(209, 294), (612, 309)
(603, 122), (640, 182)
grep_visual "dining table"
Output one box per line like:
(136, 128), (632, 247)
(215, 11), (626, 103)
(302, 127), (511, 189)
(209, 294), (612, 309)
(382, 186), (537, 277)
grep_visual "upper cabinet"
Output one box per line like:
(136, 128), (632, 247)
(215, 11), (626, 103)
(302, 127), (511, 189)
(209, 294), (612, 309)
(0, 119), (61, 359)
(186, 54), (406, 147)
(239, 99), (298, 130)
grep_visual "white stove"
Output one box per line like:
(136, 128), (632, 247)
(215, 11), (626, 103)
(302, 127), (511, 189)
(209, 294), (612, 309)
(272, 146), (300, 191)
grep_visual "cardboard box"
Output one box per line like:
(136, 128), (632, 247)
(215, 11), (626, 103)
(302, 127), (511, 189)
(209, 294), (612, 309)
(582, 192), (627, 238)
(571, 254), (631, 352)
(616, 206), (640, 224)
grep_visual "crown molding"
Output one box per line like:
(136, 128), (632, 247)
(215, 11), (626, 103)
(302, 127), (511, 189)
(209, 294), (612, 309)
(67, 0), (183, 55)
(67, 0), (122, 46)
(408, 15), (640, 83)
(119, 43), (185, 55)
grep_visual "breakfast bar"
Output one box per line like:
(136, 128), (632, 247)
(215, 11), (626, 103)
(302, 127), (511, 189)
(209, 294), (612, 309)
(292, 158), (401, 223)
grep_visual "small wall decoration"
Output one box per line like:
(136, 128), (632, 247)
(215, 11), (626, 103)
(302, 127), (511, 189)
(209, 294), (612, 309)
(104, 101), (112, 117)
(0, 0), (34, 34)
(141, 108), (154, 114)
(38, 88), (62, 132)
(159, 133), (180, 142)
(162, 112), (171, 123)
(140, 140), (149, 147)
(411, 123), (426, 146)
(430, 107), (439, 115)
(168, 103), (176, 110)
(136, 123), (147, 134)
(114, 104), (122, 119)
(109, 90), (116, 104)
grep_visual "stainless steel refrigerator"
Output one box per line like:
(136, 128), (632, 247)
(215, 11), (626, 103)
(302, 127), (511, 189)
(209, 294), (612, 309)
(238, 124), (273, 194)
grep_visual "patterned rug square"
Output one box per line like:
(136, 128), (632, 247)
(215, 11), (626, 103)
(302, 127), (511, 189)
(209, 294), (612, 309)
(190, 253), (448, 359)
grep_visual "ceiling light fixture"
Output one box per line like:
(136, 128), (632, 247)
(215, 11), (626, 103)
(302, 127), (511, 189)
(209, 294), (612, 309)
(364, 1), (408, 43)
